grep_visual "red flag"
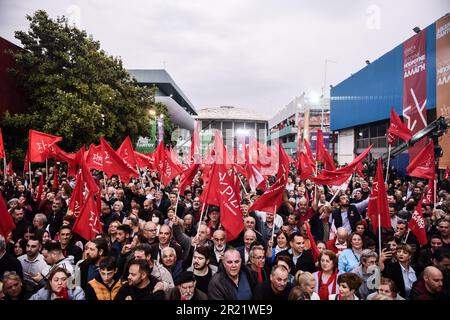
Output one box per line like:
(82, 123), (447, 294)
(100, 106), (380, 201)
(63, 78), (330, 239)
(0, 128), (5, 159)
(303, 139), (316, 167)
(422, 179), (434, 205)
(72, 192), (102, 241)
(47, 144), (80, 177)
(312, 144), (373, 186)
(387, 108), (413, 145)
(367, 158), (391, 233)
(199, 162), (221, 206)
(28, 129), (62, 162)
(355, 162), (365, 178)
(24, 149), (29, 173)
(117, 136), (138, 169)
(408, 199), (428, 247)
(304, 223), (320, 263)
(249, 141), (291, 213)
(217, 164), (244, 241)
(68, 173), (84, 218)
(100, 137), (138, 182)
(85, 144), (104, 171)
(213, 130), (232, 167)
(154, 140), (166, 172)
(245, 163), (265, 193)
(52, 165), (59, 191)
(298, 152), (315, 180)
(316, 129), (336, 171)
(0, 193), (16, 238)
(160, 149), (182, 185)
(179, 163), (200, 196)
(134, 151), (155, 170)
(96, 193), (102, 218)
(80, 154), (99, 194)
(406, 140), (435, 179)
(35, 174), (44, 202)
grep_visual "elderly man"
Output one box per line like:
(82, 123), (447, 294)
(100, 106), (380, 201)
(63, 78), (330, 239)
(326, 227), (348, 257)
(253, 265), (292, 300)
(208, 248), (255, 300)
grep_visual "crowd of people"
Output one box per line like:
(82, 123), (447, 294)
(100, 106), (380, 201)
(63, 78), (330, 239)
(0, 160), (449, 301)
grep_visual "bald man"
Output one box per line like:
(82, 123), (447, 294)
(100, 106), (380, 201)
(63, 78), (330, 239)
(410, 266), (444, 300)
(326, 227), (349, 257)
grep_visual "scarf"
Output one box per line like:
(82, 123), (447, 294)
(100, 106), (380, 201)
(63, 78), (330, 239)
(318, 271), (337, 301)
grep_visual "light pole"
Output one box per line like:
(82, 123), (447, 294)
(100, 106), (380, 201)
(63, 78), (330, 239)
(321, 59), (337, 130)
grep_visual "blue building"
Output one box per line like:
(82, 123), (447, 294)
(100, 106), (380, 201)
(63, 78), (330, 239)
(330, 18), (440, 175)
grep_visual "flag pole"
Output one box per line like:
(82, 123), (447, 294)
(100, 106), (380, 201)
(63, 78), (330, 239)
(329, 186), (342, 204)
(378, 213), (382, 258)
(271, 205), (277, 240)
(433, 179), (437, 210)
(28, 162), (32, 186)
(233, 167), (248, 196)
(3, 157), (6, 182)
(404, 229), (410, 244)
(385, 145), (391, 184)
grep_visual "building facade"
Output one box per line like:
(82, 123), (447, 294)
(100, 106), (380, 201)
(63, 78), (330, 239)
(330, 14), (449, 173)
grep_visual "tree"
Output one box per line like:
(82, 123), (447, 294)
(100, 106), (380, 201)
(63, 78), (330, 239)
(1, 10), (173, 160)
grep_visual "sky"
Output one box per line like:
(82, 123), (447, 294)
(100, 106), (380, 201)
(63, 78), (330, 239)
(0, 0), (448, 118)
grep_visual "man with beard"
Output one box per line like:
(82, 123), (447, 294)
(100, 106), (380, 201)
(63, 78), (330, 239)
(140, 199), (154, 222)
(114, 259), (165, 300)
(59, 225), (82, 264)
(330, 194), (368, 234)
(189, 246), (217, 294)
(185, 197), (202, 224)
(18, 237), (47, 295)
(209, 230), (228, 267)
(168, 192), (185, 218)
(77, 237), (109, 291)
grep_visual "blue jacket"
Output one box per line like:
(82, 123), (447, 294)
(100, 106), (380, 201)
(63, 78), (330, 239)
(29, 286), (85, 300)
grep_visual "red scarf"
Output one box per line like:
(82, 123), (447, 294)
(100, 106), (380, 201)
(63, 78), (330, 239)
(318, 271), (337, 301)
(54, 287), (69, 300)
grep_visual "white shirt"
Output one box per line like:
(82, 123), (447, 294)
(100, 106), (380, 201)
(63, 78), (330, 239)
(400, 264), (416, 297)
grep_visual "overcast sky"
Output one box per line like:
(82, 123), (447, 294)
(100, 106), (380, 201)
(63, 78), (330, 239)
(0, 0), (448, 118)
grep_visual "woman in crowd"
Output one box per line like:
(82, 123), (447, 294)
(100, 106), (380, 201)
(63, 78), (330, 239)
(329, 272), (362, 300)
(29, 267), (85, 300)
(338, 232), (365, 273)
(295, 271), (320, 300)
(266, 230), (290, 266)
(313, 250), (340, 300)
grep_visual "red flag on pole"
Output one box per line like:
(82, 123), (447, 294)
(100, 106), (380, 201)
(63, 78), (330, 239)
(154, 140), (166, 172)
(387, 108), (413, 145)
(24, 149), (29, 173)
(316, 129), (336, 171)
(422, 179), (434, 205)
(298, 152), (315, 180)
(117, 136), (138, 169)
(0, 193), (16, 238)
(160, 149), (182, 185)
(28, 129), (62, 162)
(6, 161), (13, 176)
(190, 121), (200, 163)
(68, 173), (84, 218)
(217, 164), (244, 241)
(408, 199), (428, 247)
(0, 128), (5, 159)
(179, 163), (199, 196)
(35, 174), (44, 202)
(249, 141), (291, 213)
(406, 140), (435, 179)
(366, 158), (391, 233)
(199, 162), (221, 206)
(303, 139), (316, 166)
(85, 144), (103, 171)
(304, 223), (320, 263)
(100, 137), (138, 182)
(72, 192), (102, 241)
(80, 154), (99, 194)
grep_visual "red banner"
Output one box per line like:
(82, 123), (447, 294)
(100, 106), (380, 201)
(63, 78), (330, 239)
(436, 14), (450, 168)
(403, 31), (427, 160)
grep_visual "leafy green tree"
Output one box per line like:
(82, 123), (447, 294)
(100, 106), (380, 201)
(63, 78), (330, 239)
(1, 10), (172, 161)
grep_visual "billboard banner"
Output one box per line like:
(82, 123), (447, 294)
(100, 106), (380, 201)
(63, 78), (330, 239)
(402, 31), (428, 160)
(436, 14), (450, 169)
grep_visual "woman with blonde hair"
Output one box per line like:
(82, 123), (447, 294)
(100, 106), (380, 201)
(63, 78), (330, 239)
(294, 271), (320, 300)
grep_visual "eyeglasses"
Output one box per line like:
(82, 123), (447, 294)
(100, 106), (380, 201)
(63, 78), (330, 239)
(252, 256), (265, 260)
(144, 229), (157, 232)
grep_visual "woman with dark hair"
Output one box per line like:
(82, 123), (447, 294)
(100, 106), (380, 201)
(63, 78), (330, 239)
(29, 267), (85, 300)
(382, 244), (417, 299)
(266, 230), (290, 266)
(313, 250), (340, 300)
(338, 232), (365, 273)
(13, 238), (27, 257)
(329, 272), (362, 300)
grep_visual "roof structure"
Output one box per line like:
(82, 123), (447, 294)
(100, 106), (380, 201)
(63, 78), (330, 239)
(196, 106), (269, 121)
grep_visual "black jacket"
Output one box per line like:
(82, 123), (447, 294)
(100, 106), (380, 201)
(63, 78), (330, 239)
(208, 264), (257, 300)
(276, 249), (316, 275)
(114, 275), (164, 300)
(253, 280), (293, 300)
(382, 261), (417, 298)
(331, 206), (362, 232)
